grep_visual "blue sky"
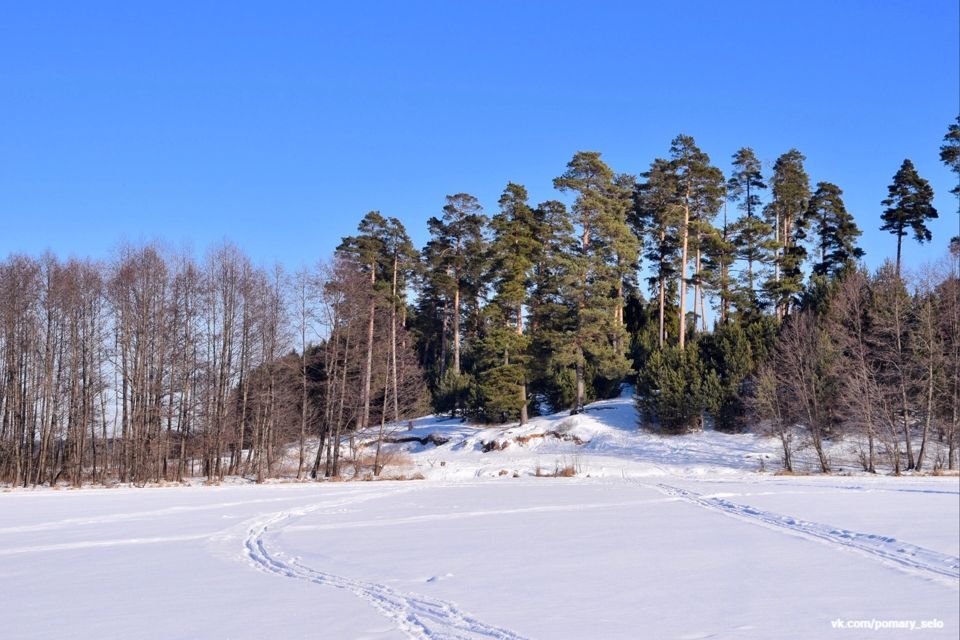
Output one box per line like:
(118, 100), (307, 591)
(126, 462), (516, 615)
(1, 0), (957, 275)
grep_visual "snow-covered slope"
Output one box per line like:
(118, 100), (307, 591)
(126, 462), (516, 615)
(386, 386), (907, 481)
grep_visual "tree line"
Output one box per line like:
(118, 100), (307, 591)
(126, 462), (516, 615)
(1, 118), (957, 485)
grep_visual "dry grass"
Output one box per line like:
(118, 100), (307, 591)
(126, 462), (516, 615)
(535, 461), (578, 478)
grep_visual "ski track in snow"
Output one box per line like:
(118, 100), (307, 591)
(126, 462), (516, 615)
(241, 488), (530, 640)
(0, 495), (314, 535)
(655, 483), (960, 584)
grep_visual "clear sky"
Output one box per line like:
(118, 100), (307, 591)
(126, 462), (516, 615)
(1, 0), (958, 276)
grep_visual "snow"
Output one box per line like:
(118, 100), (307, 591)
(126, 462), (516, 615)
(2, 391), (958, 639)
(392, 386), (924, 480)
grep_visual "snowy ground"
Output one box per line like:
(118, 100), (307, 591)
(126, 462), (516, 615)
(2, 393), (958, 639)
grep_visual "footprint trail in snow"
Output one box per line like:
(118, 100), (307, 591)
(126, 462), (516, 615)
(656, 483), (960, 584)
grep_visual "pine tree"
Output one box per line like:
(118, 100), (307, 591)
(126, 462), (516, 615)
(727, 147), (773, 316)
(765, 149), (811, 316)
(336, 211), (391, 433)
(611, 173), (641, 342)
(703, 201), (736, 325)
(698, 322), (754, 431)
(880, 159), (938, 277)
(636, 344), (719, 433)
(689, 163), (725, 334)
(805, 182), (864, 279)
(417, 195), (487, 414)
(670, 135), (719, 346)
(941, 116), (960, 202)
(381, 217), (418, 422)
(528, 199), (579, 411)
(635, 158), (681, 345)
(476, 183), (539, 423)
(941, 116), (960, 247)
(554, 151), (635, 412)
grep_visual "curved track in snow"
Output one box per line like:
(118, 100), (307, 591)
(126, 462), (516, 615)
(656, 483), (960, 584)
(241, 489), (529, 640)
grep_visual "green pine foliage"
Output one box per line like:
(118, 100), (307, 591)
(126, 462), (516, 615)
(473, 183), (539, 422)
(939, 117), (959, 245)
(881, 159), (938, 275)
(698, 323), (755, 431)
(765, 149), (811, 315)
(941, 116), (960, 203)
(805, 182), (864, 279)
(528, 199), (580, 412)
(728, 148), (775, 316)
(636, 344), (719, 433)
(553, 151), (636, 412)
(392, 134), (954, 451)
(635, 158), (682, 344)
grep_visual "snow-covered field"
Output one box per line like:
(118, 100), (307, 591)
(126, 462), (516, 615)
(2, 393), (958, 639)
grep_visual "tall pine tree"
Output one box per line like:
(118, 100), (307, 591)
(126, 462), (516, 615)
(940, 116), (960, 247)
(880, 159), (938, 277)
(476, 183), (539, 423)
(554, 152), (635, 412)
(805, 182), (864, 279)
(727, 147), (774, 316)
(765, 149), (811, 316)
(528, 199), (579, 411)
(635, 158), (681, 345)
(669, 135), (719, 347)
(337, 211), (391, 433)
(419, 194), (488, 414)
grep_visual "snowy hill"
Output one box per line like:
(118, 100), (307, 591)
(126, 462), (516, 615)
(375, 386), (913, 481)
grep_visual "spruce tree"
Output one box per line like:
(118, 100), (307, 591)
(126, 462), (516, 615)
(728, 147), (773, 316)
(554, 151), (635, 412)
(805, 182), (864, 279)
(880, 159), (938, 276)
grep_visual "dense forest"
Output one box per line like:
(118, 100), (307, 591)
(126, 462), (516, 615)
(1, 120), (958, 487)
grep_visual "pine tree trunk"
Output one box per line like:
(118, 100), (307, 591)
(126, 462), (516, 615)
(721, 203), (730, 324)
(452, 285), (461, 375)
(391, 255), (399, 422)
(695, 240), (706, 332)
(575, 345), (585, 414)
(517, 302), (527, 425)
(361, 263), (375, 432)
(678, 195), (690, 349)
(658, 276), (665, 347)
(895, 232), (903, 278)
